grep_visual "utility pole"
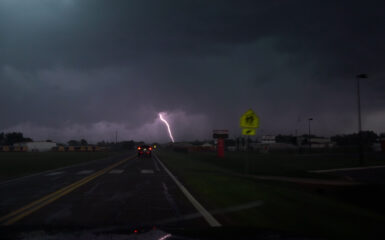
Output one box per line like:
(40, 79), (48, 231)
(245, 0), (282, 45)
(356, 74), (367, 165)
(115, 130), (118, 145)
(308, 118), (313, 152)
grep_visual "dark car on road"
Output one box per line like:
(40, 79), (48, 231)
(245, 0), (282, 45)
(137, 145), (152, 157)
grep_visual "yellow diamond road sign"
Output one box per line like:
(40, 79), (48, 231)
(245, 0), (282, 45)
(240, 109), (259, 128)
(242, 128), (256, 135)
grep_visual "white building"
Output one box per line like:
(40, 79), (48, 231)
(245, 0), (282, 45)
(297, 137), (334, 148)
(261, 135), (276, 144)
(14, 141), (57, 152)
(201, 142), (213, 148)
(251, 142), (298, 152)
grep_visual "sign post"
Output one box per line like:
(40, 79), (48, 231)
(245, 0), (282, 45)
(213, 130), (228, 158)
(240, 109), (260, 150)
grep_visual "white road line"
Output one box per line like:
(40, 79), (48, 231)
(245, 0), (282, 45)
(156, 200), (263, 225)
(109, 169), (124, 174)
(162, 182), (181, 217)
(162, 182), (168, 191)
(45, 171), (65, 176)
(310, 165), (385, 173)
(76, 170), (94, 175)
(154, 153), (221, 227)
(141, 169), (154, 174)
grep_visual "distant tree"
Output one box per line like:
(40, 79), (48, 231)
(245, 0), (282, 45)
(46, 140), (52, 142)
(331, 131), (378, 147)
(68, 140), (80, 146)
(362, 131), (378, 145)
(97, 141), (106, 146)
(276, 135), (297, 145)
(5, 132), (25, 145)
(121, 140), (135, 149)
(80, 139), (88, 146)
(300, 134), (317, 138)
(191, 140), (204, 146)
(1, 132), (33, 145)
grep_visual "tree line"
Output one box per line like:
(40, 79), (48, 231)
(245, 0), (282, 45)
(2, 131), (384, 148)
(0, 132), (33, 145)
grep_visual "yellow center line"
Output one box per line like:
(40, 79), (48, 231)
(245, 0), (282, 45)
(0, 169), (105, 222)
(0, 155), (135, 226)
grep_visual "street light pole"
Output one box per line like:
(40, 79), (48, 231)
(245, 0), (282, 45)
(356, 74), (367, 165)
(308, 118), (313, 152)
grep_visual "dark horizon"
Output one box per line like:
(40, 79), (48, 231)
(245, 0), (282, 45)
(0, 129), (383, 145)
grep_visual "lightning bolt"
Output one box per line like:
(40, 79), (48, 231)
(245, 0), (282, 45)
(159, 113), (175, 143)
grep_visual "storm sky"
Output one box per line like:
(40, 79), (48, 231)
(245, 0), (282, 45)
(1, 0), (384, 143)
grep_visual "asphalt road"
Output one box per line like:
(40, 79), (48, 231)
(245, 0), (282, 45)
(0, 151), (210, 233)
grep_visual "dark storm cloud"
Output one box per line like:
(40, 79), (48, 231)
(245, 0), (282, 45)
(0, 0), (384, 142)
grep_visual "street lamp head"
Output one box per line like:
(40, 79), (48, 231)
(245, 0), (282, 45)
(308, 118), (313, 121)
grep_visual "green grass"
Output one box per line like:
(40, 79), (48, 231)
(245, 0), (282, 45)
(171, 151), (385, 177)
(0, 151), (117, 180)
(158, 150), (385, 239)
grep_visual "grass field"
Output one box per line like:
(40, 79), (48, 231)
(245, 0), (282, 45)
(172, 151), (385, 177)
(0, 151), (118, 181)
(157, 150), (385, 239)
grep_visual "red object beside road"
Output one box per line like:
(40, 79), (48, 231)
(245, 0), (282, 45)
(217, 138), (225, 158)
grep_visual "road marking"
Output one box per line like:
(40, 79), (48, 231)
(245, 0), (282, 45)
(154, 154), (221, 227)
(156, 200), (263, 225)
(109, 169), (124, 174)
(77, 170), (94, 175)
(0, 155), (135, 226)
(0, 154), (125, 187)
(45, 171), (65, 176)
(141, 169), (154, 174)
(309, 165), (385, 173)
(159, 233), (172, 240)
(162, 182), (168, 191)
(162, 182), (181, 217)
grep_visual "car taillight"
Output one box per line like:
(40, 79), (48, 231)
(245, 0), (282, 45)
(137, 147), (141, 150)
(149, 147), (152, 151)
